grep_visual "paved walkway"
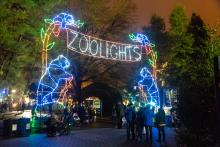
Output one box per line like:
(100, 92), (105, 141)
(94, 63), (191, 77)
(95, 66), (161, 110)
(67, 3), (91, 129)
(0, 127), (176, 147)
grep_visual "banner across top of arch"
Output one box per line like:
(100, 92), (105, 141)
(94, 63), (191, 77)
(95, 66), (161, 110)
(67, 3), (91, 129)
(41, 13), (156, 64)
(67, 29), (141, 62)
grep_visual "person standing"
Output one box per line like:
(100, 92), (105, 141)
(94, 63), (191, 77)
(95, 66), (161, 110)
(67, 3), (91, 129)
(143, 104), (155, 143)
(112, 104), (117, 128)
(136, 106), (144, 141)
(77, 103), (85, 124)
(21, 102), (25, 112)
(116, 101), (125, 129)
(72, 103), (77, 114)
(88, 106), (95, 123)
(63, 104), (69, 122)
(155, 107), (166, 143)
(91, 106), (96, 123)
(125, 103), (136, 140)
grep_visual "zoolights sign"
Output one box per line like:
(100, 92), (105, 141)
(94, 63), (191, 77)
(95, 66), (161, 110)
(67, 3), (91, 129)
(41, 12), (146, 70)
(67, 30), (141, 61)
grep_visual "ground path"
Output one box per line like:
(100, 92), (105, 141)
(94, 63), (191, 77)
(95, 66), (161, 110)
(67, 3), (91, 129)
(0, 120), (176, 147)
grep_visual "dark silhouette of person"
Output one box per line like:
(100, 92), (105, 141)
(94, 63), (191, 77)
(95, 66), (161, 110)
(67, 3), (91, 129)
(155, 107), (166, 142)
(125, 103), (136, 140)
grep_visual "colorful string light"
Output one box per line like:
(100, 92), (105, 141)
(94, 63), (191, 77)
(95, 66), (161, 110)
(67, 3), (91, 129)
(36, 55), (73, 106)
(41, 12), (84, 74)
(38, 12), (161, 108)
(59, 77), (73, 103)
(67, 29), (142, 62)
(129, 33), (157, 79)
(53, 12), (84, 29)
(41, 12), (142, 66)
(138, 67), (160, 107)
(39, 13), (83, 107)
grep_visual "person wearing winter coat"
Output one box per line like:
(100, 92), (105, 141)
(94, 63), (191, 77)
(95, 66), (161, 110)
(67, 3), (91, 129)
(143, 104), (155, 143)
(125, 103), (136, 140)
(112, 104), (117, 128)
(77, 103), (85, 124)
(116, 101), (125, 129)
(135, 106), (144, 141)
(155, 107), (166, 142)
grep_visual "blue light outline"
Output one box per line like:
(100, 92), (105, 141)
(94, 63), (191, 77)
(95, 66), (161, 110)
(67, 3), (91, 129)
(36, 55), (73, 107)
(138, 67), (160, 107)
(53, 12), (83, 29)
(130, 33), (153, 47)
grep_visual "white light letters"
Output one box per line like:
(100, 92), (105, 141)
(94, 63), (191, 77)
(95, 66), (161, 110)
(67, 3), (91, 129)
(67, 29), (142, 62)
(79, 35), (89, 53)
(90, 39), (99, 56)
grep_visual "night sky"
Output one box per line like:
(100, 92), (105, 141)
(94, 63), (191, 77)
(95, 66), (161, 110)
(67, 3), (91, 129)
(133, 0), (220, 30)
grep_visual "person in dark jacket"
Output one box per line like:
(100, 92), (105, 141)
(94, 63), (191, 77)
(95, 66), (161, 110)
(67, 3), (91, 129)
(135, 106), (144, 141)
(155, 107), (166, 142)
(112, 104), (117, 128)
(125, 103), (136, 140)
(63, 104), (70, 123)
(77, 103), (85, 124)
(21, 102), (25, 112)
(88, 106), (95, 123)
(143, 104), (155, 143)
(116, 101), (125, 129)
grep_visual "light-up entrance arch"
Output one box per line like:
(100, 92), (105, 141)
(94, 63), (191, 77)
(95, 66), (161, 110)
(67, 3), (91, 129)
(37, 12), (160, 108)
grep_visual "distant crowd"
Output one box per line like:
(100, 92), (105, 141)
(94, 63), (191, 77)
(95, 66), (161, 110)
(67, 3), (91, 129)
(0, 101), (30, 112)
(112, 101), (166, 143)
(70, 103), (96, 125)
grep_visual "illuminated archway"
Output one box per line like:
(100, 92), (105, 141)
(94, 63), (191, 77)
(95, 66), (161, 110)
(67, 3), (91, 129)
(37, 12), (159, 108)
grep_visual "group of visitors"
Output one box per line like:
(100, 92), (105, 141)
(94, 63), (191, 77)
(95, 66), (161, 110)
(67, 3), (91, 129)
(0, 101), (30, 112)
(0, 102), (8, 112)
(112, 101), (126, 129)
(112, 101), (166, 143)
(71, 103), (96, 124)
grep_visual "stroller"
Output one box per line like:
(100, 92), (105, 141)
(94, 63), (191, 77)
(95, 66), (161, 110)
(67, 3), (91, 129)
(45, 115), (70, 137)
(72, 112), (81, 127)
